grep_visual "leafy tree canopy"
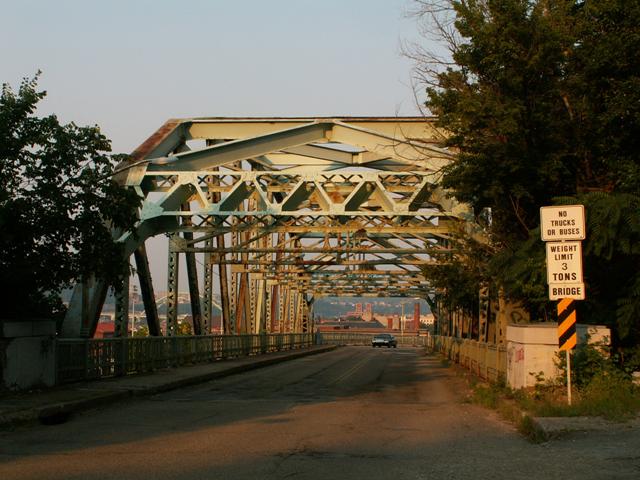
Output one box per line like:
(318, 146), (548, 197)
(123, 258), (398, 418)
(0, 73), (139, 322)
(411, 0), (640, 349)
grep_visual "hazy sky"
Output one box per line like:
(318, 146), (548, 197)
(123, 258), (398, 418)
(2, 0), (425, 154)
(2, 0), (432, 294)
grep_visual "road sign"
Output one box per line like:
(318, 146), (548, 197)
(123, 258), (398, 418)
(540, 205), (586, 241)
(545, 241), (583, 284)
(549, 283), (585, 300)
(557, 298), (577, 350)
(545, 241), (585, 300)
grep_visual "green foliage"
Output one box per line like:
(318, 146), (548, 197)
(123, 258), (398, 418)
(489, 231), (549, 317)
(564, 0), (640, 193)
(470, 380), (548, 442)
(556, 341), (614, 388)
(422, 229), (491, 315)
(549, 193), (640, 345)
(133, 326), (150, 337)
(177, 319), (193, 336)
(0, 73), (139, 321)
(578, 370), (640, 420)
(517, 415), (547, 443)
(580, 193), (640, 344)
(428, 0), (576, 245)
(471, 382), (500, 409)
(470, 359), (639, 426)
(413, 0), (640, 355)
(423, 261), (480, 314)
(529, 343), (640, 421)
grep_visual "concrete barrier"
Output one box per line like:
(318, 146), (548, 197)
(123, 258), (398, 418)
(1, 320), (57, 390)
(506, 323), (611, 389)
(431, 323), (611, 390)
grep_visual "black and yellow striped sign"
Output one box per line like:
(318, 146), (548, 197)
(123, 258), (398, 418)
(558, 298), (577, 350)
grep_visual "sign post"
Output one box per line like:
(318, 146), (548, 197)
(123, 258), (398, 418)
(540, 205), (586, 405)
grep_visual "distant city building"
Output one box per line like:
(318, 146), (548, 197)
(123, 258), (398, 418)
(345, 302), (375, 321)
(316, 318), (385, 331)
(95, 321), (115, 338)
(346, 303), (363, 317)
(421, 314), (435, 326)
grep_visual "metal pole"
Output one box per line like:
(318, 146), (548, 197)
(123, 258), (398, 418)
(114, 275), (129, 338)
(166, 236), (180, 336)
(566, 349), (572, 406)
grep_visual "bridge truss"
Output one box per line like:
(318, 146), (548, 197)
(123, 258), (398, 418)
(62, 117), (470, 338)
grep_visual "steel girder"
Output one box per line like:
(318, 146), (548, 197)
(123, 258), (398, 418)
(63, 117), (471, 338)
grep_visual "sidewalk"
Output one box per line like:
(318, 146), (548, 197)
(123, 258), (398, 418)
(0, 344), (336, 430)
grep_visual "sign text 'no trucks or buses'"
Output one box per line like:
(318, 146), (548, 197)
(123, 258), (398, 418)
(540, 205), (586, 241)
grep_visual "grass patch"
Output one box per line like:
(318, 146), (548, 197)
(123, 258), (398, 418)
(448, 341), (640, 441)
(472, 383), (500, 409)
(474, 372), (639, 417)
(469, 380), (548, 442)
(573, 370), (640, 420)
(518, 415), (547, 443)
(467, 368), (640, 442)
(519, 368), (640, 421)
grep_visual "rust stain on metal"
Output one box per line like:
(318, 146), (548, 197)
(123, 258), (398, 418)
(130, 119), (183, 161)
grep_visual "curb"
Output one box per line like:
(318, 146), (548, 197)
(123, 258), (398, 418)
(0, 390), (132, 430)
(528, 415), (636, 440)
(0, 345), (336, 430)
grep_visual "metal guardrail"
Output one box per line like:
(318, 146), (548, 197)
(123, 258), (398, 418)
(317, 331), (430, 347)
(56, 333), (313, 384)
(428, 335), (507, 383)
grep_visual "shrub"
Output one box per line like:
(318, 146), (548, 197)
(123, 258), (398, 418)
(578, 369), (640, 420)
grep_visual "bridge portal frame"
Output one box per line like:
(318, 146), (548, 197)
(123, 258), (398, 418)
(61, 117), (473, 339)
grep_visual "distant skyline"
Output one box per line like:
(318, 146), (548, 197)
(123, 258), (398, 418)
(2, 0), (436, 294)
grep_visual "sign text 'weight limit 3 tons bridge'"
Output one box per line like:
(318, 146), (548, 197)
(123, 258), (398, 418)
(62, 117), (470, 339)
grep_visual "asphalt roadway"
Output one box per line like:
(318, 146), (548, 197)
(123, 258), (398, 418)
(1, 346), (638, 479)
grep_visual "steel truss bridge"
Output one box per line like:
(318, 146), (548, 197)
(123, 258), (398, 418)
(61, 117), (471, 338)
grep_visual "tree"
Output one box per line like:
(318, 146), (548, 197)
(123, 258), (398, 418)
(0, 73), (139, 323)
(410, 1), (640, 354)
(133, 325), (150, 338)
(177, 318), (194, 336)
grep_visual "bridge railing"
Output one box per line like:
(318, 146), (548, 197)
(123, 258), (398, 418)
(56, 333), (313, 384)
(428, 335), (507, 383)
(317, 331), (430, 347)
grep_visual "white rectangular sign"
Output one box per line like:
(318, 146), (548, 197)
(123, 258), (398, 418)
(549, 283), (586, 300)
(540, 205), (586, 241)
(545, 241), (583, 284)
